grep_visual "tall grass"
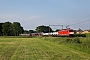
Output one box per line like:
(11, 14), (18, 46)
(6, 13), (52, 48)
(41, 34), (90, 54)
(0, 37), (90, 60)
(0, 36), (32, 38)
(0, 38), (22, 60)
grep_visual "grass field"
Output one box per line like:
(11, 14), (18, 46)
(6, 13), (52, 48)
(0, 37), (90, 60)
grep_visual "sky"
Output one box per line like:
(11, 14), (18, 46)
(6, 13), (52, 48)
(0, 0), (90, 30)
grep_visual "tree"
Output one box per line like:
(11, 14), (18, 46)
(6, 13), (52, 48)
(0, 23), (4, 36)
(55, 29), (61, 32)
(2, 22), (12, 36)
(29, 30), (36, 33)
(23, 30), (29, 34)
(74, 30), (77, 34)
(23, 30), (36, 34)
(36, 25), (52, 33)
(10, 22), (24, 36)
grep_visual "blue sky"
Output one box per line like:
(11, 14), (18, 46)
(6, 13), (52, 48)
(0, 0), (90, 30)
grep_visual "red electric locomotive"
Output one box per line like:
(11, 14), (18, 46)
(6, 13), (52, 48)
(58, 28), (74, 37)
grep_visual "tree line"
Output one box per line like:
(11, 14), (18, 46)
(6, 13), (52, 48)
(0, 21), (53, 36)
(24, 25), (53, 34)
(1, 21), (84, 36)
(0, 21), (24, 36)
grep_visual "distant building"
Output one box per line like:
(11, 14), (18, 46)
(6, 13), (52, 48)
(76, 28), (90, 34)
(76, 28), (83, 34)
(76, 29), (90, 34)
(82, 30), (90, 34)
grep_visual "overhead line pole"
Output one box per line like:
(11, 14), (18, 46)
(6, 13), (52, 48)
(49, 25), (63, 29)
(49, 25), (63, 33)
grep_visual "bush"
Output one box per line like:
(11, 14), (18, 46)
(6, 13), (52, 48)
(66, 37), (81, 43)
(66, 38), (72, 43)
(73, 37), (82, 43)
(74, 34), (86, 37)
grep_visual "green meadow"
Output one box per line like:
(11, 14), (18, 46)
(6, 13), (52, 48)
(0, 35), (90, 60)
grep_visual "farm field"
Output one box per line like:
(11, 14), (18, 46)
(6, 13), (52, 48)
(0, 37), (90, 60)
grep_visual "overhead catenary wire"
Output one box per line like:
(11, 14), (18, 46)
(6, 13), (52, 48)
(49, 25), (63, 29)
(70, 13), (90, 24)
(69, 19), (90, 26)
(66, 13), (90, 28)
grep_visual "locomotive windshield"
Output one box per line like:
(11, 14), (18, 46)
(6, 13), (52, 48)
(69, 30), (73, 32)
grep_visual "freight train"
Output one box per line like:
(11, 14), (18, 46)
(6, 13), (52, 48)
(43, 28), (74, 37)
(20, 28), (74, 37)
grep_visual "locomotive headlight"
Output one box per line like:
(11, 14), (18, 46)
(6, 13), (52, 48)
(70, 32), (74, 34)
